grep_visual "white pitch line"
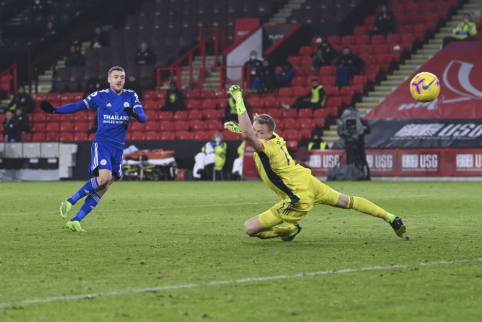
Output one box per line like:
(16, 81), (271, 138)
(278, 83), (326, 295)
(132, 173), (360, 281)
(1, 257), (481, 308)
(0, 202), (277, 217)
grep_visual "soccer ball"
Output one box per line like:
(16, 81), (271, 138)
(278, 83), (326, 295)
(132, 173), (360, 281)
(410, 72), (440, 102)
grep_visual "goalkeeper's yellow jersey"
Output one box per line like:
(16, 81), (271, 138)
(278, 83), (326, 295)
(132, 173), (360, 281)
(253, 132), (312, 203)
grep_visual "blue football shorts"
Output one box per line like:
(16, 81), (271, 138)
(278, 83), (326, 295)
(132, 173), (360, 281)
(88, 142), (124, 180)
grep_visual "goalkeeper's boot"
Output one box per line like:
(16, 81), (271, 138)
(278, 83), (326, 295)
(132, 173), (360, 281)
(66, 220), (87, 232)
(390, 217), (406, 238)
(281, 224), (302, 241)
(60, 199), (73, 219)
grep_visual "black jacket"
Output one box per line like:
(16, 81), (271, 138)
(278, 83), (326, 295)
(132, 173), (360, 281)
(314, 45), (339, 65)
(336, 53), (365, 70)
(135, 48), (156, 65)
(8, 93), (35, 114)
(65, 51), (84, 67)
(15, 114), (30, 134)
(374, 11), (396, 34)
(2, 117), (21, 142)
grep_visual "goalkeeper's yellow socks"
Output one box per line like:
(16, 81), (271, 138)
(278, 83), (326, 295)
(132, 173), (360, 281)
(349, 196), (395, 223)
(255, 226), (290, 239)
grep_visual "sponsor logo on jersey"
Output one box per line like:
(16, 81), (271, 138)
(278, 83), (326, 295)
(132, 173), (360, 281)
(106, 103), (112, 107)
(124, 102), (130, 107)
(100, 159), (107, 166)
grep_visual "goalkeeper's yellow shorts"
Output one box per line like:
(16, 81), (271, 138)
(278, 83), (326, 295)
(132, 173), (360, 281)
(258, 176), (340, 228)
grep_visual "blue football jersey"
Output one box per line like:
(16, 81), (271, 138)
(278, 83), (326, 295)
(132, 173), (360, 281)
(83, 88), (143, 149)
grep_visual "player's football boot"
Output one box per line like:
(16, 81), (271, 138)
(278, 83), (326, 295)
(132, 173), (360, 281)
(66, 220), (86, 232)
(59, 199), (73, 219)
(390, 217), (406, 238)
(281, 224), (302, 241)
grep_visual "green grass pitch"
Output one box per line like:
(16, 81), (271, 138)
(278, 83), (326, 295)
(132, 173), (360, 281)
(1, 181), (482, 321)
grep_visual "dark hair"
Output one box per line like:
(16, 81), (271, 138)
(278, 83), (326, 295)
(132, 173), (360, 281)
(253, 114), (276, 132)
(108, 66), (125, 77)
(312, 78), (319, 82)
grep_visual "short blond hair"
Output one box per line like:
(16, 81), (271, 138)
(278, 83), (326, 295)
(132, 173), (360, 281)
(253, 114), (276, 132)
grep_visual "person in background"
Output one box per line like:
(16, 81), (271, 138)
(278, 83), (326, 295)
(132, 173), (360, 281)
(222, 94), (238, 123)
(243, 50), (263, 88)
(252, 59), (275, 94)
(7, 85), (35, 113)
(15, 108), (30, 134)
(193, 132), (227, 180)
(312, 40), (339, 70)
(307, 130), (327, 151)
(443, 14), (478, 47)
(84, 76), (107, 97)
(90, 27), (109, 48)
(335, 47), (365, 87)
(232, 140), (245, 180)
(125, 75), (141, 94)
(160, 82), (186, 111)
(135, 42), (156, 65)
(276, 62), (294, 88)
(65, 45), (84, 67)
(2, 110), (21, 142)
(370, 4), (396, 37)
(281, 78), (326, 111)
(41, 21), (56, 42)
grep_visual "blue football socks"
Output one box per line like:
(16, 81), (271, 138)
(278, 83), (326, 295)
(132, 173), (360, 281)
(68, 178), (100, 205)
(71, 192), (101, 222)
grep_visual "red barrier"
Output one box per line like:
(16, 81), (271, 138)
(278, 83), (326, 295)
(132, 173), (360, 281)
(242, 148), (482, 178)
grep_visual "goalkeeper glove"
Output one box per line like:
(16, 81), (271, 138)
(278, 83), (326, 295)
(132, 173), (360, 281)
(228, 85), (246, 115)
(40, 100), (56, 114)
(123, 106), (139, 118)
(224, 121), (241, 134)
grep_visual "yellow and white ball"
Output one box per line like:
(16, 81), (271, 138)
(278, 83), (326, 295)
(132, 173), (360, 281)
(409, 72), (440, 102)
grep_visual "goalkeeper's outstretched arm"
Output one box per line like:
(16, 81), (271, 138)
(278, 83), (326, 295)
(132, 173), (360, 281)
(228, 85), (264, 152)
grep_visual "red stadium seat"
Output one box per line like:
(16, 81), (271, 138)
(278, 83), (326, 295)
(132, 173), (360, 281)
(45, 133), (58, 142)
(246, 97), (263, 108)
(142, 90), (157, 100)
(300, 129), (312, 140)
(32, 133), (46, 142)
(286, 140), (299, 151)
(364, 15), (375, 26)
(206, 120), (222, 131)
(314, 118), (326, 128)
(159, 122), (174, 131)
(300, 56), (312, 66)
(201, 99), (216, 109)
(145, 121), (160, 132)
(353, 26), (368, 35)
(145, 132), (160, 140)
(324, 86), (339, 97)
(357, 44), (372, 54)
(131, 132), (145, 140)
(326, 107), (338, 116)
(327, 36), (340, 45)
(144, 111), (158, 120)
(21, 133), (31, 142)
(189, 120), (207, 131)
(326, 97), (343, 108)
(313, 109), (329, 118)
(292, 86), (307, 97)
(48, 93), (61, 103)
(298, 118), (315, 131)
(142, 100), (157, 110)
(60, 114), (74, 122)
(284, 130), (302, 141)
(355, 34), (370, 45)
(214, 89), (228, 97)
(201, 90), (215, 98)
(34, 93), (47, 104)
(46, 114), (60, 121)
(386, 34), (401, 44)
(351, 75), (368, 86)
(371, 34), (385, 44)
(174, 121), (189, 131)
(131, 122), (144, 132)
(74, 112), (88, 121)
(352, 84), (364, 94)
(424, 12), (440, 23)
(73, 132), (88, 141)
(59, 132), (74, 141)
(299, 46), (315, 55)
(31, 122), (46, 132)
(340, 95), (352, 106)
(319, 66), (336, 75)
(160, 132), (175, 140)
(203, 109), (223, 120)
(262, 96), (277, 108)
(33, 114), (47, 122)
(173, 111), (188, 120)
(188, 110), (203, 120)
(288, 56), (301, 65)
(340, 86), (355, 97)
(298, 108), (313, 118)
(341, 35), (355, 45)
(373, 44), (389, 54)
(175, 132), (193, 140)
(291, 76), (305, 86)
(277, 118), (296, 130)
(281, 108), (297, 119)
(186, 90), (200, 99)
(60, 122), (74, 132)
(74, 122), (89, 132)
(46, 122), (60, 132)
(193, 132), (210, 140)
(265, 108), (282, 119)
(159, 111), (173, 121)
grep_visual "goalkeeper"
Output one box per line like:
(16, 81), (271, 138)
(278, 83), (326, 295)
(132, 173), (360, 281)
(224, 85), (406, 241)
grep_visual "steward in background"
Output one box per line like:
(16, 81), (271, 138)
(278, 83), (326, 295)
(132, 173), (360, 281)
(281, 78), (326, 111)
(160, 82), (186, 111)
